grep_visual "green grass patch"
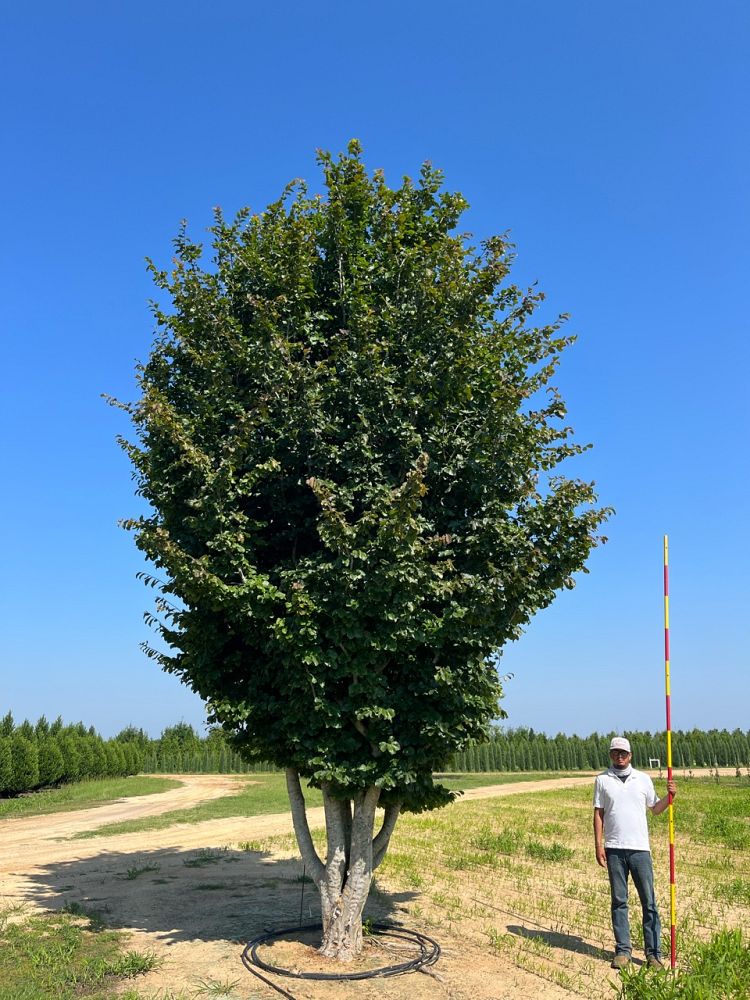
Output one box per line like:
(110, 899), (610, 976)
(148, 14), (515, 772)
(525, 839), (574, 862)
(0, 908), (159, 999)
(471, 826), (523, 854)
(0, 776), (182, 821)
(618, 929), (750, 999)
(715, 878), (750, 906)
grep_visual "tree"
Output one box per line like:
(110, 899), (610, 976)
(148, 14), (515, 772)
(116, 142), (609, 959)
(37, 736), (64, 786)
(158, 722), (201, 756)
(114, 725), (152, 750)
(0, 738), (12, 794)
(9, 734), (39, 793)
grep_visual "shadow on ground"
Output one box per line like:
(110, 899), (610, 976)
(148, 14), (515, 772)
(506, 924), (611, 961)
(21, 844), (417, 947)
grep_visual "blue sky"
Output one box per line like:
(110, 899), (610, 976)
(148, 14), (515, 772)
(1, 2), (747, 739)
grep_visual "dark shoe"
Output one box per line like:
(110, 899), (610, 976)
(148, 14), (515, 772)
(647, 955), (666, 970)
(611, 954), (631, 970)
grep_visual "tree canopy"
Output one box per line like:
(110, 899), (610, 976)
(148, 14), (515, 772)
(115, 141), (609, 957)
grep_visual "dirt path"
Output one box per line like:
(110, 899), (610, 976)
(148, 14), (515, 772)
(0, 774), (596, 884)
(0, 771), (714, 999)
(0, 774), (243, 853)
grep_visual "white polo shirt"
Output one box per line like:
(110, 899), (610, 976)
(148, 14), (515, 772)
(593, 768), (659, 852)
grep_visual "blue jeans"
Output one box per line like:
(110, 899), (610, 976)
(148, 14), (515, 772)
(605, 849), (662, 958)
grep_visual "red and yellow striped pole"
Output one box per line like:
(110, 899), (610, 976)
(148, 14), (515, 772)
(663, 534), (676, 969)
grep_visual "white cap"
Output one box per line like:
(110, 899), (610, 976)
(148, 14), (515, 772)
(610, 737), (631, 753)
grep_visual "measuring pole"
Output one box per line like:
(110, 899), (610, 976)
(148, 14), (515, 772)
(663, 535), (676, 969)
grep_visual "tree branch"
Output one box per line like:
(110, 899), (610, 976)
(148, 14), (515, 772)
(285, 767), (325, 882)
(372, 801), (402, 870)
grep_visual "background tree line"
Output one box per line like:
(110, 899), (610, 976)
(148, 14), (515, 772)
(450, 727), (750, 773)
(118, 721), (277, 775)
(4, 715), (747, 794)
(133, 722), (750, 775)
(0, 712), (144, 796)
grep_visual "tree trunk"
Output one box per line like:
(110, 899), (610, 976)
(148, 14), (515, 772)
(285, 768), (402, 961)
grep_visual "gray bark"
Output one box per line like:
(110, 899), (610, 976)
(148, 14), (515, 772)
(286, 772), (402, 961)
(285, 768), (324, 882)
(319, 784), (380, 960)
(372, 801), (402, 870)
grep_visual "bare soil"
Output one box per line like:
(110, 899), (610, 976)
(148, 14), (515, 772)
(0, 771), (725, 999)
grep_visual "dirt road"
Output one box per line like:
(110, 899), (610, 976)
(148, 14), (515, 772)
(0, 773), (596, 882)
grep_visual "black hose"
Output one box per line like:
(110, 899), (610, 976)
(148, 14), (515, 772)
(241, 922), (440, 998)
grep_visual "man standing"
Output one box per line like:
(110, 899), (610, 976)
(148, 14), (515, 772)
(593, 736), (677, 970)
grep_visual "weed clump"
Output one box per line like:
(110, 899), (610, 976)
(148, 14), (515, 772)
(617, 929), (750, 999)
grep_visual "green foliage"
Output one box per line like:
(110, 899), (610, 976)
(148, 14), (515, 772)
(158, 721), (202, 755)
(37, 737), (65, 786)
(617, 930), (750, 999)
(57, 734), (82, 783)
(0, 740), (12, 794)
(113, 725), (151, 748)
(450, 726), (750, 773)
(525, 839), (573, 862)
(0, 714), (143, 799)
(119, 143), (609, 809)
(9, 735), (39, 793)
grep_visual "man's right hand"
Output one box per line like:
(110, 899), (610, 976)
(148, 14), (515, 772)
(596, 845), (607, 867)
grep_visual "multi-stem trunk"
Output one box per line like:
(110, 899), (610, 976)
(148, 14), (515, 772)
(286, 768), (401, 961)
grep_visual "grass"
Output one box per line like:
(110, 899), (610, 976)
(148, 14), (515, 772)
(182, 848), (226, 868)
(0, 907), (159, 1000)
(123, 864), (160, 881)
(714, 878), (750, 906)
(0, 776), (182, 820)
(618, 929), (750, 998)
(193, 979), (242, 997)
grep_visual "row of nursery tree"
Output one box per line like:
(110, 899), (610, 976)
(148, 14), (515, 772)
(5, 715), (748, 793)
(0, 713), (144, 796)
(115, 721), (278, 774)
(120, 722), (750, 775)
(450, 727), (750, 773)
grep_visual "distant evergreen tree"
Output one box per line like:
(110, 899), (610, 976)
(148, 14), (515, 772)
(10, 735), (39, 792)
(57, 735), (82, 782)
(0, 738), (13, 793)
(76, 736), (95, 778)
(34, 716), (50, 738)
(17, 720), (35, 740)
(114, 726), (151, 750)
(37, 737), (64, 786)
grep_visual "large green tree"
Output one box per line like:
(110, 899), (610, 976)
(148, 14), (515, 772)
(116, 142), (609, 959)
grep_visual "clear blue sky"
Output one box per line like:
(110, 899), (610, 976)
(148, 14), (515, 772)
(1, 2), (747, 739)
